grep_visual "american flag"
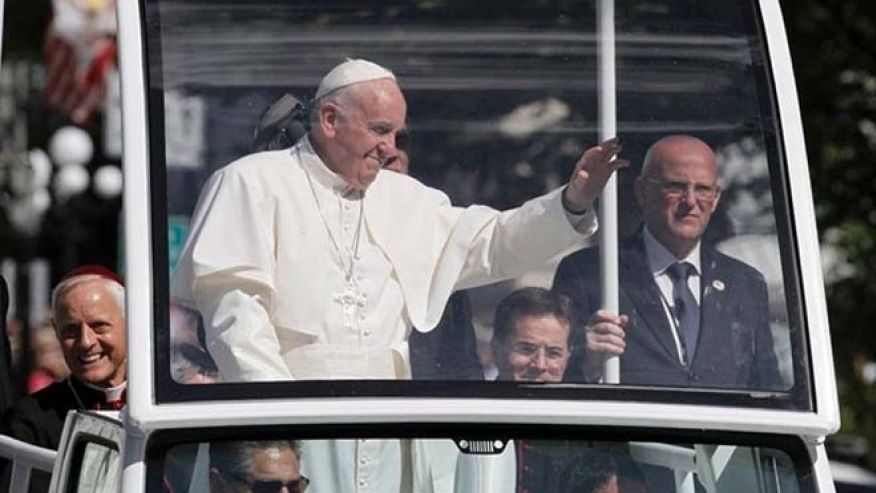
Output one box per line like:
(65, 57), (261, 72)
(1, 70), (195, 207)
(43, 0), (117, 126)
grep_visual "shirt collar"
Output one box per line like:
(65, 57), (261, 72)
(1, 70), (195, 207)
(297, 136), (357, 194)
(642, 226), (702, 277)
(80, 379), (127, 402)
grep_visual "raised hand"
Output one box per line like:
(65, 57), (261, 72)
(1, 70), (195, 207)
(563, 137), (629, 213)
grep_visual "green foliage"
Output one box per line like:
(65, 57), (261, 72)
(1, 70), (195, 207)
(784, 0), (876, 468)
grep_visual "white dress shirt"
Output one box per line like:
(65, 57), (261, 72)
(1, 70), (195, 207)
(642, 227), (702, 365)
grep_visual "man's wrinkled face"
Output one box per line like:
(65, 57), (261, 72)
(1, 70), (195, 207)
(496, 315), (571, 383)
(54, 281), (126, 388)
(636, 143), (721, 257)
(327, 79), (407, 190)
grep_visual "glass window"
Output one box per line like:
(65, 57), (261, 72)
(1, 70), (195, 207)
(147, 0), (809, 408)
(153, 429), (814, 493)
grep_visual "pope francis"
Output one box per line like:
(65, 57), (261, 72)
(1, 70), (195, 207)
(171, 58), (627, 492)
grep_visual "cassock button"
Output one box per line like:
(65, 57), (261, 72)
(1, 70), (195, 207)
(363, 330), (371, 337)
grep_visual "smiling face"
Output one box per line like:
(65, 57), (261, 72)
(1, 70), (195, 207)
(53, 280), (126, 388)
(635, 135), (722, 258)
(495, 314), (571, 383)
(314, 79), (407, 190)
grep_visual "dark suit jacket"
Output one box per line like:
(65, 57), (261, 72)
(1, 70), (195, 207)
(552, 235), (782, 389)
(410, 291), (483, 380)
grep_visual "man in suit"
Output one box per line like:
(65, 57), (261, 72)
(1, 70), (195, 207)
(553, 134), (782, 389)
(489, 287), (578, 493)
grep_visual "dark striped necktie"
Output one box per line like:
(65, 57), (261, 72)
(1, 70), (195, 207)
(666, 262), (700, 365)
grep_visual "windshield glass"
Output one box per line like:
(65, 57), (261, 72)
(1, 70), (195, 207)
(147, 0), (809, 408)
(156, 432), (813, 493)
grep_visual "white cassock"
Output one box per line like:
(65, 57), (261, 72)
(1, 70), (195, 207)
(171, 136), (596, 492)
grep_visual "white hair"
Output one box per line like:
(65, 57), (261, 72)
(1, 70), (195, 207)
(51, 274), (125, 321)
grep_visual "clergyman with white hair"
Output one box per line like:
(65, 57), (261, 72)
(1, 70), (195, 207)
(172, 58), (627, 492)
(1, 265), (127, 492)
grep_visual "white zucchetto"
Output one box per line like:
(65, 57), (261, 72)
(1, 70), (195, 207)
(315, 59), (396, 100)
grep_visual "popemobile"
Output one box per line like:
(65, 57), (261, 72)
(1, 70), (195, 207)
(0, 0), (846, 492)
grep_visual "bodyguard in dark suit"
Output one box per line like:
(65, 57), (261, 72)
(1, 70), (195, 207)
(553, 135), (782, 389)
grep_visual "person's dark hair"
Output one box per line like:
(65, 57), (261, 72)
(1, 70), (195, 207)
(209, 440), (300, 480)
(557, 450), (618, 493)
(493, 287), (575, 346)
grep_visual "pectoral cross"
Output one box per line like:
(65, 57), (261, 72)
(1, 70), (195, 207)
(333, 281), (366, 328)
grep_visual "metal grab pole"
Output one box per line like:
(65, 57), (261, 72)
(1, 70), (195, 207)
(598, 0), (620, 383)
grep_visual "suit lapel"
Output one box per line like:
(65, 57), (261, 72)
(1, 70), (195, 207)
(620, 239), (680, 362)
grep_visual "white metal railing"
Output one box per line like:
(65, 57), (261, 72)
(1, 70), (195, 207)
(0, 434), (57, 491)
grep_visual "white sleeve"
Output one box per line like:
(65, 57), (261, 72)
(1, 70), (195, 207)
(195, 281), (294, 381)
(453, 187), (597, 290)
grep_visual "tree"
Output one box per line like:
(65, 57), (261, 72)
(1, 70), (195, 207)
(784, 0), (876, 468)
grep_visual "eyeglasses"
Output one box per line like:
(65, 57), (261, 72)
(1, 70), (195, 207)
(222, 470), (310, 493)
(645, 178), (720, 201)
(510, 342), (568, 361)
(250, 476), (310, 493)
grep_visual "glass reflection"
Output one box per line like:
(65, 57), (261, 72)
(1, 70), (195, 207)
(160, 439), (804, 493)
(155, 0), (798, 395)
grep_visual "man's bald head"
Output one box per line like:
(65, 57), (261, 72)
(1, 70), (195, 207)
(635, 134), (721, 258)
(641, 134), (717, 180)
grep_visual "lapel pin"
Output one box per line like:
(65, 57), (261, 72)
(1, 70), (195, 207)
(712, 279), (725, 291)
